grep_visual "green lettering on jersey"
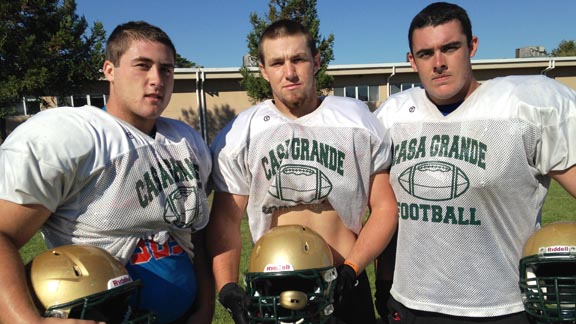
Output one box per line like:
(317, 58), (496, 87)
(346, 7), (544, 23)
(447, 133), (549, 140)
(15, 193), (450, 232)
(393, 137), (427, 166)
(443, 206), (458, 224)
(184, 158), (201, 188)
(394, 135), (486, 170)
(136, 179), (149, 208)
(135, 157), (201, 208)
(397, 202), (481, 226)
(260, 137), (346, 177)
(159, 163), (175, 188)
(300, 138), (310, 160)
(144, 172), (159, 204)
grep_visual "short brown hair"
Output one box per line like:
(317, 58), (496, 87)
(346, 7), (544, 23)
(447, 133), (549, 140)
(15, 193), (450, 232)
(105, 21), (176, 66)
(408, 2), (473, 54)
(258, 19), (317, 65)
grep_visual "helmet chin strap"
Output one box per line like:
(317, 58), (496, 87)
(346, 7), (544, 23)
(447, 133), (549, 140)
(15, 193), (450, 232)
(280, 318), (305, 324)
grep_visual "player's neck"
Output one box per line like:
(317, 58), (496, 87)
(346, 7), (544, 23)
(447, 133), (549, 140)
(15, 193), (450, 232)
(273, 96), (321, 120)
(436, 101), (463, 116)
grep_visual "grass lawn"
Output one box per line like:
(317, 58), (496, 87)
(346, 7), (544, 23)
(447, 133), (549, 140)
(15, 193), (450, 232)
(19, 182), (576, 323)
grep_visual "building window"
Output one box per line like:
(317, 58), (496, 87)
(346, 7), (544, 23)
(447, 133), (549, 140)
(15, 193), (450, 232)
(56, 94), (107, 108)
(56, 96), (73, 107)
(15, 97), (41, 115)
(72, 95), (88, 107)
(88, 94), (107, 108)
(390, 82), (421, 95)
(333, 85), (379, 102)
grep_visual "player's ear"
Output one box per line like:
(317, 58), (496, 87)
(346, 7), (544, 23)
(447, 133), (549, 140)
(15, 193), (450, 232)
(103, 60), (115, 82)
(313, 53), (321, 75)
(408, 52), (418, 72)
(469, 36), (479, 58)
(259, 62), (270, 82)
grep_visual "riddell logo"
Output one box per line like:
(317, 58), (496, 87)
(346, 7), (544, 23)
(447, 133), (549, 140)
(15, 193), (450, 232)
(108, 275), (133, 289)
(264, 264), (294, 272)
(545, 246), (571, 253)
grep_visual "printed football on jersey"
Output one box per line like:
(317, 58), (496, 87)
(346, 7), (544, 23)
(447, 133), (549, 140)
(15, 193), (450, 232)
(268, 164), (333, 203)
(398, 161), (469, 201)
(163, 186), (200, 227)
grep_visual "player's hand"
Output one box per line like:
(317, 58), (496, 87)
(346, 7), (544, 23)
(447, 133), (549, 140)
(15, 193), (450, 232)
(334, 263), (358, 305)
(218, 282), (250, 324)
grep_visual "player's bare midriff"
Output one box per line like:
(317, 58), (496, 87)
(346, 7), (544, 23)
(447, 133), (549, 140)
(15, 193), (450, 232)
(271, 201), (356, 266)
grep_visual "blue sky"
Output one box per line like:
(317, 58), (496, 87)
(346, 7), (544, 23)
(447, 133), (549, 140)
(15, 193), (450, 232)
(76, 0), (575, 68)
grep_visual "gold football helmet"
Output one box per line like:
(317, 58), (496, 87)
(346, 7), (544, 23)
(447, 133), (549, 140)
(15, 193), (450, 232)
(244, 225), (337, 324)
(28, 244), (154, 323)
(519, 221), (576, 324)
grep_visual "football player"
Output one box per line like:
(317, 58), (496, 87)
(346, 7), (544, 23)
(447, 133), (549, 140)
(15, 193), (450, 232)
(208, 19), (398, 324)
(0, 21), (213, 324)
(374, 2), (576, 323)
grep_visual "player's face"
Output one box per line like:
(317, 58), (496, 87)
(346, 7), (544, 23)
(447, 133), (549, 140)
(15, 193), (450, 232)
(259, 35), (320, 117)
(408, 20), (479, 106)
(103, 39), (175, 133)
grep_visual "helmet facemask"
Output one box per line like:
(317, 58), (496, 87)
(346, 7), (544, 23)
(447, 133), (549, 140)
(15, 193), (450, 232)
(42, 280), (151, 322)
(520, 256), (576, 323)
(519, 222), (576, 324)
(245, 225), (337, 324)
(246, 267), (337, 323)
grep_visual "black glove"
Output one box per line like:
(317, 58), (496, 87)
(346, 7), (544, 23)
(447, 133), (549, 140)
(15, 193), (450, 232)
(334, 264), (358, 305)
(218, 282), (251, 324)
(374, 279), (393, 319)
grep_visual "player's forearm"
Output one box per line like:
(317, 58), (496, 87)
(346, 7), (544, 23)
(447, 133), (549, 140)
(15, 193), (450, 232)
(206, 192), (248, 291)
(0, 234), (44, 323)
(212, 244), (242, 291)
(207, 218), (243, 291)
(207, 217), (243, 290)
(550, 164), (576, 198)
(345, 171), (398, 273)
(190, 230), (215, 323)
(206, 215), (244, 290)
(346, 207), (398, 274)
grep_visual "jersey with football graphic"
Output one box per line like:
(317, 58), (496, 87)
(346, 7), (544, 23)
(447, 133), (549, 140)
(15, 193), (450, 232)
(0, 106), (211, 261)
(374, 75), (576, 317)
(211, 96), (393, 242)
(0, 106), (211, 323)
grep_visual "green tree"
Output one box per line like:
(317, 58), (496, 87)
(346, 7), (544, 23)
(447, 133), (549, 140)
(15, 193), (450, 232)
(0, 0), (105, 117)
(551, 40), (576, 57)
(175, 53), (200, 68)
(240, 0), (335, 103)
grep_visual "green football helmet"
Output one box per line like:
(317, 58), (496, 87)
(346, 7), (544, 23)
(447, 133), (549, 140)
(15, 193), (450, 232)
(519, 221), (576, 324)
(28, 244), (156, 323)
(244, 225), (337, 324)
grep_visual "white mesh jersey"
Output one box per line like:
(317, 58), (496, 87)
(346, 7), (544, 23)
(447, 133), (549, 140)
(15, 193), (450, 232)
(0, 106), (211, 264)
(211, 96), (392, 242)
(375, 75), (576, 317)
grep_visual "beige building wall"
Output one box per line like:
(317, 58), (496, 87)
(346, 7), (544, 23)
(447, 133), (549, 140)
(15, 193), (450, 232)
(9, 57), (575, 145)
(158, 57), (576, 143)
